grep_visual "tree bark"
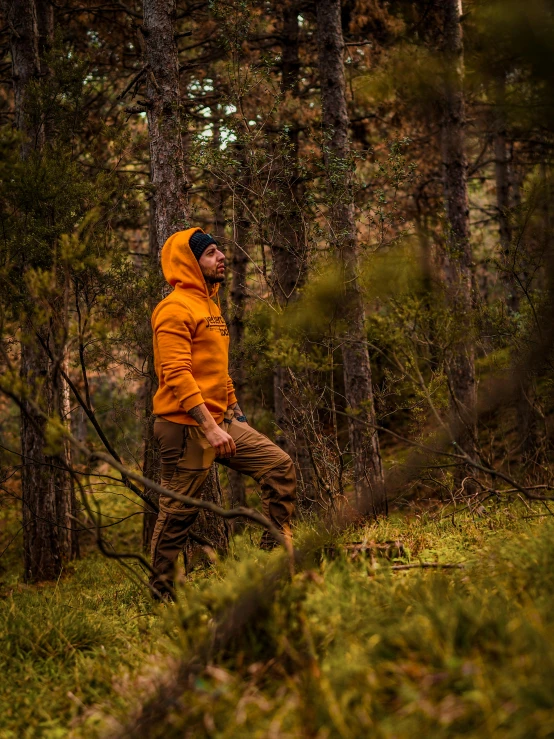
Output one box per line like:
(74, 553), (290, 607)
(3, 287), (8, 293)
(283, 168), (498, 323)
(141, 355), (160, 551)
(35, 0), (52, 69)
(141, 0), (227, 553)
(5, 0), (42, 155)
(491, 73), (540, 458)
(39, 0), (79, 563)
(516, 162), (550, 460)
(226, 183), (249, 512)
(184, 466), (229, 569)
(439, 0), (477, 455)
(7, 0), (77, 579)
(272, 0), (303, 304)
(272, 0), (315, 508)
(211, 110), (226, 240)
(141, 204), (161, 551)
(57, 353), (79, 561)
(19, 333), (62, 581)
(142, 0), (189, 245)
(316, 0), (385, 515)
(140, 0), (189, 549)
(493, 72), (518, 314)
(11, 0), (53, 582)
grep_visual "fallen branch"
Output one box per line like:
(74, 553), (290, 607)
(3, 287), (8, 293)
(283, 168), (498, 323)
(31, 330), (159, 513)
(331, 407), (554, 503)
(391, 562), (465, 571)
(0, 381), (289, 552)
(87, 448), (287, 549)
(70, 475), (161, 598)
(324, 540), (406, 560)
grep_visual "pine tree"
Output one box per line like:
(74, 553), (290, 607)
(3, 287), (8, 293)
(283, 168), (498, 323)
(140, 0), (228, 553)
(316, 0), (385, 515)
(439, 0), (477, 456)
(6, 0), (78, 580)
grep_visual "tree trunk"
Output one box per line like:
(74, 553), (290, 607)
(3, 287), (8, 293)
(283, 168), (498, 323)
(38, 0), (78, 563)
(272, 0), (304, 302)
(5, 0), (42, 155)
(211, 110), (226, 239)
(140, 0), (189, 550)
(491, 73), (541, 458)
(19, 333), (62, 581)
(55, 352), (80, 562)
(35, 0), (55, 142)
(142, 0), (189, 246)
(35, 0), (53, 62)
(315, 0), (385, 515)
(226, 183), (249, 512)
(272, 0), (315, 509)
(493, 72), (518, 314)
(184, 466), (229, 570)
(141, 355), (160, 551)
(516, 161), (550, 461)
(141, 0), (227, 553)
(439, 0), (477, 456)
(8, 0), (77, 579)
(141, 204), (161, 551)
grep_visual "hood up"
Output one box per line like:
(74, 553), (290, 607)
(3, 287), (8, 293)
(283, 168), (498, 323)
(160, 227), (219, 298)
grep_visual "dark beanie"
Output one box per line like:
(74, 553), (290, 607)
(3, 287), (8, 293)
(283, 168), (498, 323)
(189, 231), (218, 261)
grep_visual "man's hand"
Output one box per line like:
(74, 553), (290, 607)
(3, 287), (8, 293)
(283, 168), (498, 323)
(204, 424), (237, 457)
(188, 402), (237, 457)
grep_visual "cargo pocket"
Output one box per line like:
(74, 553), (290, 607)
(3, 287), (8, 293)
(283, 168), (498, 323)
(156, 423), (188, 487)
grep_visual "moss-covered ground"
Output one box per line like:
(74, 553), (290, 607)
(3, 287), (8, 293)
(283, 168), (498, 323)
(2, 488), (554, 738)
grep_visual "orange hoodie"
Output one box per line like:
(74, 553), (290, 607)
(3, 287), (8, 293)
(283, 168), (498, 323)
(152, 228), (237, 425)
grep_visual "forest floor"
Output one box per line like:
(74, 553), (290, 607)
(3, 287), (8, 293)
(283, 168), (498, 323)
(1, 485), (554, 738)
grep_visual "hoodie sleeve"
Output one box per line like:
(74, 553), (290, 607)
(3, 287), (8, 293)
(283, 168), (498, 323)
(154, 304), (205, 412)
(227, 374), (237, 407)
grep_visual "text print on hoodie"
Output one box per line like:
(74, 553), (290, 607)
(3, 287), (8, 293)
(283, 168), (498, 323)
(152, 228), (237, 425)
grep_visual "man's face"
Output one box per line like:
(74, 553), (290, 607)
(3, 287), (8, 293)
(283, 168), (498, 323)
(198, 243), (226, 284)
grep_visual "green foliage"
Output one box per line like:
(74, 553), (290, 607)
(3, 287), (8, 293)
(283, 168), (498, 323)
(2, 591), (113, 663)
(275, 258), (346, 341)
(353, 45), (444, 111)
(0, 35), (144, 313)
(3, 1), (554, 734)
(0, 485), (166, 738)
(2, 482), (554, 738)
(0, 33), (150, 456)
(71, 509), (554, 739)
(0, 555), (165, 739)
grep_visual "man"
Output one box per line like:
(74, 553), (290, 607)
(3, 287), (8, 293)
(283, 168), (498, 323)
(150, 227), (296, 599)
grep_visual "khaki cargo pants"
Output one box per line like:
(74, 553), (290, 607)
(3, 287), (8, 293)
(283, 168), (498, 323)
(150, 413), (296, 596)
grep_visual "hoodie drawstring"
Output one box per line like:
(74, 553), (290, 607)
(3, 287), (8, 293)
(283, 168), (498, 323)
(204, 280), (214, 317)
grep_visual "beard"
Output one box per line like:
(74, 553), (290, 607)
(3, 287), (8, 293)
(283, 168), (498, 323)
(201, 266), (225, 284)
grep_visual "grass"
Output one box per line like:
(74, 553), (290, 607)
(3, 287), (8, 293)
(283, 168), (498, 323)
(0, 555), (167, 739)
(2, 491), (554, 737)
(0, 487), (167, 739)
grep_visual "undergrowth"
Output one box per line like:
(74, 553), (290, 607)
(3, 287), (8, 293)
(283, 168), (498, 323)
(0, 488), (164, 739)
(2, 499), (554, 738)
(93, 506), (554, 738)
(0, 555), (165, 739)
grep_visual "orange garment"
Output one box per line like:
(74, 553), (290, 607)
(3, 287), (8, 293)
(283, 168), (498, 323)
(152, 228), (237, 425)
